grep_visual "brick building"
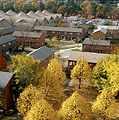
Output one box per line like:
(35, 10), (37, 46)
(34, 26), (88, 41)
(82, 38), (110, 54)
(29, 46), (54, 69)
(93, 27), (107, 40)
(12, 31), (45, 48)
(0, 35), (16, 55)
(0, 72), (14, 109)
(68, 51), (109, 73)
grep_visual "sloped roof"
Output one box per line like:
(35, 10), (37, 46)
(83, 38), (110, 46)
(0, 35), (16, 45)
(0, 10), (6, 16)
(98, 25), (119, 30)
(34, 26), (83, 33)
(27, 11), (41, 18)
(29, 46), (54, 63)
(15, 12), (32, 19)
(42, 10), (53, 16)
(35, 10), (45, 17)
(68, 51), (109, 64)
(0, 72), (13, 88)
(0, 27), (15, 35)
(93, 27), (107, 34)
(12, 31), (42, 38)
(6, 10), (17, 16)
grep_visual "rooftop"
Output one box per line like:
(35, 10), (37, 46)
(0, 71), (13, 88)
(12, 31), (43, 38)
(93, 27), (107, 34)
(68, 51), (109, 64)
(29, 46), (54, 63)
(83, 38), (110, 46)
(0, 35), (16, 45)
(34, 26), (83, 33)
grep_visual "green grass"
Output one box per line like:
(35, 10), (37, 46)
(45, 40), (76, 47)
(72, 49), (82, 52)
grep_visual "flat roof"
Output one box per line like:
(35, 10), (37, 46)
(68, 51), (110, 63)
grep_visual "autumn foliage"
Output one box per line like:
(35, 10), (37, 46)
(24, 99), (59, 120)
(59, 91), (91, 120)
(17, 84), (43, 115)
(71, 57), (92, 89)
(0, 54), (7, 71)
(39, 59), (66, 110)
(92, 87), (119, 119)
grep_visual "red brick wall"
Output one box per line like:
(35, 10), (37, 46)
(2, 76), (14, 109)
(82, 44), (110, 54)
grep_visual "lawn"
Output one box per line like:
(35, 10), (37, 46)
(72, 49), (82, 52)
(45, 40), (76, 47)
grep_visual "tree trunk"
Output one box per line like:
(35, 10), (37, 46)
(79, 79), (81, 89)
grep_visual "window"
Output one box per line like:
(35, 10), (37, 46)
(9, 43), (11, 45)
(69, 61), (72, 65)
(36, 43), (39, 45)
(84, 45), (86, 48)
(106, 51), (109, 53)
(3, 44), (6, 47)
(69, 61), (76, 66)
(70, 32), (73, 35)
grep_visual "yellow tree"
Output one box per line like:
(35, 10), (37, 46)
(92, 87), (119, 119)
(86, 2), (94, 17)
(17, 84), (43, 115)
(24, 99), (59, 120)
(11, 53), (40, 96)
(71, 57), (92, 89)
(52, 36), (58, 41)
(59, 91), (91, 120)
(39, 59), (66, 110)
(92, 55), (119, 92)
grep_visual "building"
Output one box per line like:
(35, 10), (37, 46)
(93, 27), (107, 40)
(0, 72), (14, 109)
(68, 51), (109, 73)
(0, 27), (15, 36)
(34, 26), (88, 41)
(82, 38), (110, 54)
(12, 31), (45, 48)
(29, 46), (54, 69)
(0, 35), (16, 55)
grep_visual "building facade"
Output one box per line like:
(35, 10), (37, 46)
(12, 31), (45, 48)
(0, 35), (17, 55)
(0, 72), (14, 109)
(34, 26), (88, 41)
(68, 51), (109, 73)
(82, 38), (111, 54)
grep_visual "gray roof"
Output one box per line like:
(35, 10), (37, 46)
(0, 27), (15, 35)
(93, 27), (107, 34)
(12, 31), (42, 38)
(83, 38), (110, 46)
(34, 26), (83, 33)
(68, 51), (109, 64)
(29, 46), (54, 63)
(0, 72), (13, 88)
(0, 35), (16, 45)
